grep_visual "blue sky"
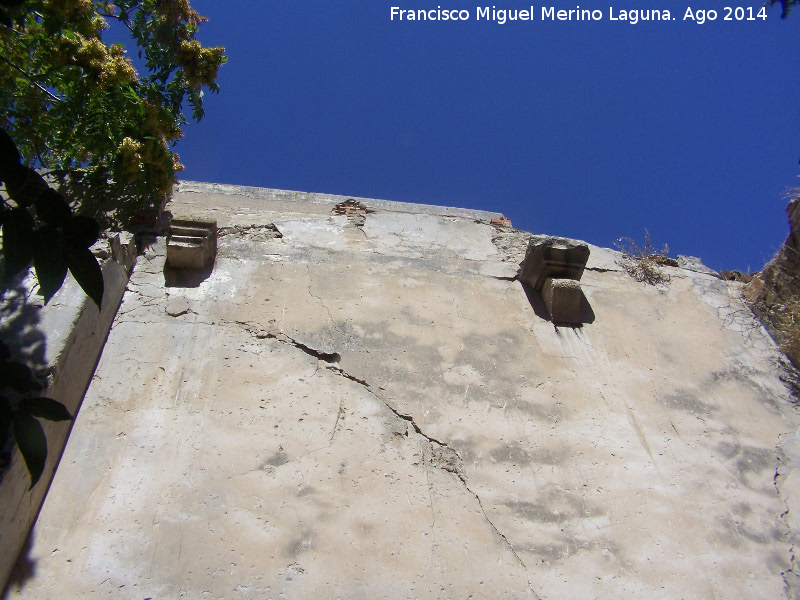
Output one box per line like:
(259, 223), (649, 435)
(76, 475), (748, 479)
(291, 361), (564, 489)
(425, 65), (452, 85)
(166, 2), (799, 272)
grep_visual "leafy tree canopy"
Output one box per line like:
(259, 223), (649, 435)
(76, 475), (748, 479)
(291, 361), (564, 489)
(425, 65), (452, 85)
(0, 0), (224, 486)
(0, 0), (226, 225)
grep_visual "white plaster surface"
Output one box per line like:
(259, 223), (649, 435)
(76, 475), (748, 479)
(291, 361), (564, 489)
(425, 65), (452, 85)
(6, 184), (800, 599)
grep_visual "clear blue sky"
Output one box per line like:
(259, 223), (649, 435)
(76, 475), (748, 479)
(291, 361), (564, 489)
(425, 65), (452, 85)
(167, 1), (800, 272)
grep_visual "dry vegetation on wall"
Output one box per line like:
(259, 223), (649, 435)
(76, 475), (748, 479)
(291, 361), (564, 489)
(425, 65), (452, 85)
(745, 196), (800, 368)
(614, 230), (678, 287)
(757, 292), (800, 364)
(616, 204), (800, 375)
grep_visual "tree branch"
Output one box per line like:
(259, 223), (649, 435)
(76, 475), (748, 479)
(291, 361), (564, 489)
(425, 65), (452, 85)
(0, 54), (63, 103)
(97, 11), (133, 30)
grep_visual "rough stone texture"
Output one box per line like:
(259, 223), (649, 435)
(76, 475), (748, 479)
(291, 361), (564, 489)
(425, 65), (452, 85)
(518, 237), (591, 291)
(541, 278), (583, 325)
(167, 219), (217, 271)
(677, 255), (719, 277)
(6, 183), (800, 599)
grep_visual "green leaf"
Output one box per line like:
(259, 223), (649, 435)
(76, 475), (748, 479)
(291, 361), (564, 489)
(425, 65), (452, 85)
(2, 207), (34, 281)
(0, 361), (43, 393)
(63, 216), (99, 249)
(12, 411), (47, 489)
(0, 396), (11, 450)
(6, 167), (49, 209)
(64, 245), (103, 309)
(0, 129), (21, 181)
(18, 397), (72, 422)
(0, 340), (11, 362)
(34, 188), (72, 225)
(32, 225), (68, 303)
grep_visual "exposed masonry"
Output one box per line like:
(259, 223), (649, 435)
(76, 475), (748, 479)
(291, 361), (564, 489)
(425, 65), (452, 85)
(331, 199), (372, 227)
(491, 226), (532, 264)
(218, 223), (283, 241)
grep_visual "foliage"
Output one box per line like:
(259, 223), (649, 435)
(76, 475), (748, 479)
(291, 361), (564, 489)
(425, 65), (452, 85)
(745, 224), (800, 369)
(0, 0), (226, 226)
(747, 277), (800, 367)
(0, 128), (99, 487)
(766, 0), (800, 18)
(1, 128), (103, 304)
(615, 230), (675, 287)
(0, 340), (73, 488)
(0, 0), (224, 488)
(770, 298), (800, 363)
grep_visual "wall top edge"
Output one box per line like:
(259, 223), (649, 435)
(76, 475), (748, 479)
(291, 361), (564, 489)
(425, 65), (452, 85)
(176, 180), (506, 222)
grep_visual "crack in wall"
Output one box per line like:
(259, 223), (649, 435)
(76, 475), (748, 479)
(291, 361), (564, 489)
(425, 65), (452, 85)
(153, 298), (787, 600)
(280, 337), (541, 599)
(304, 264), (344, 337)
(201, 313), (542, 598)
(117, 263), (573, 599)
(775, 448), (800, 597)
(329, 398), (345, 445)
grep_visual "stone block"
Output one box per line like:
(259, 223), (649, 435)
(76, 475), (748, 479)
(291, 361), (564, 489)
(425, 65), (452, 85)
(542, 277), (583, 324)
(519, 237), (590, 291)
(677, 255), (718, 277)
(166, 219), (217, 271)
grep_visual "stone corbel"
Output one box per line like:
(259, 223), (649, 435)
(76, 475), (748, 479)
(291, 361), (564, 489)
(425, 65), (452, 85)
(165, 218), (217, 287)
(519, 237), (591, 325)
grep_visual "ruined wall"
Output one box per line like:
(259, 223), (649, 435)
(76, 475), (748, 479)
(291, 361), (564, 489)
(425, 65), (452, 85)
(6, 182), (800, 599)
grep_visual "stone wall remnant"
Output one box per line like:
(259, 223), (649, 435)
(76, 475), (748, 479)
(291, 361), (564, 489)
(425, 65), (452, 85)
(6, 182), (800, 600)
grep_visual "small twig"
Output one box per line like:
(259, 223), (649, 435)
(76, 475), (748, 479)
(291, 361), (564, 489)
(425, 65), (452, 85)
(98, 11), (133, 30)
(0, 54), (63, 103)
(0, 22), (24, 35)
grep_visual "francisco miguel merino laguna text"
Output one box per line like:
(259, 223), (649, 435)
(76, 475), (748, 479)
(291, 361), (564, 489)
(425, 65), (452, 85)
(390, 6), (672, 23)
(392, 6), (682, 24)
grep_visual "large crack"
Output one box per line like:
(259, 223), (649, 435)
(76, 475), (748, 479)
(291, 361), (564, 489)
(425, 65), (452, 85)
(775, 444), (800, 598)
(228, 319), (342, 364)
(156, 309), (541, 596)
(325, 361), (541, 599)
(224, 318), (542, 599)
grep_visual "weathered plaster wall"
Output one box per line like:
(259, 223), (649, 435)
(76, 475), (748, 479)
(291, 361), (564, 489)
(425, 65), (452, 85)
(0, 233), (136, 592)
(6, 183), (800, 599)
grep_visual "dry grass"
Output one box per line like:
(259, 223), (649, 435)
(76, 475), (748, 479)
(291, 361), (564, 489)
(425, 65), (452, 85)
(746, 255), (800, 367)
(775, 301), (800, 362)
(614, 230), (675, 287)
